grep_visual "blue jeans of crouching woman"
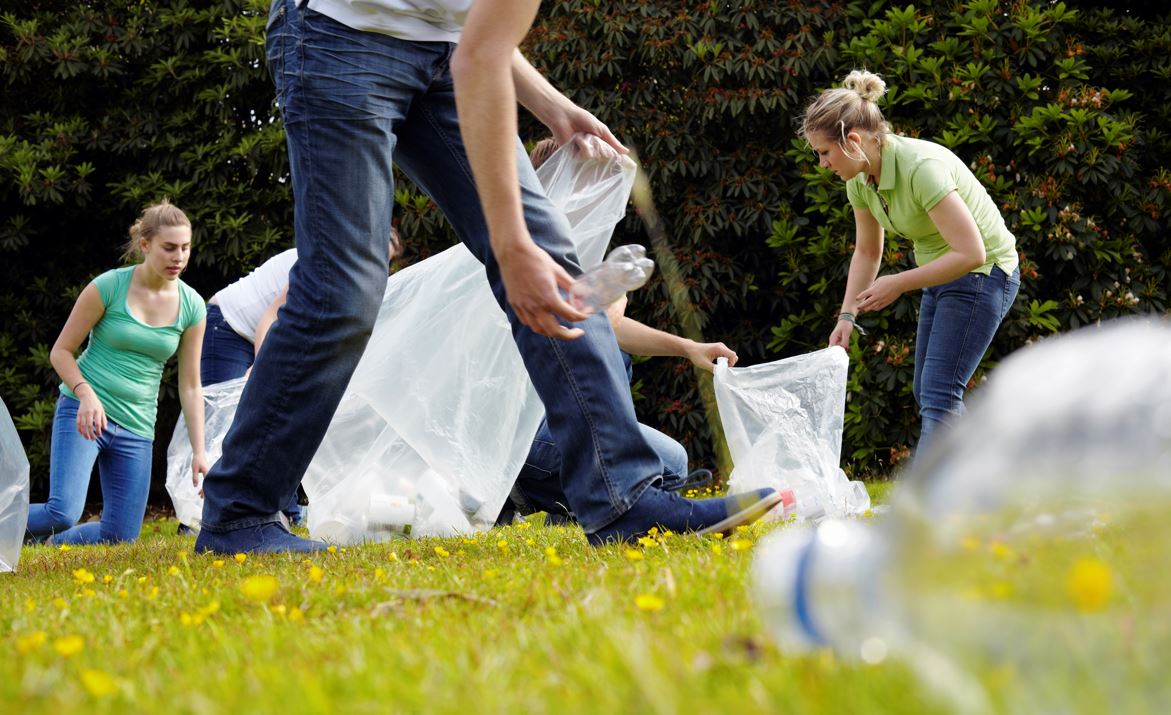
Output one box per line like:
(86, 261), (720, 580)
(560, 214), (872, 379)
(914, 265), (1021, 459)
(197, 0), (664, 537)
(26, 395), (154, 545)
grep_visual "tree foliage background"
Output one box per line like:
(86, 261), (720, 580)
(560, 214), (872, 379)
(2, 1), (1168, 500)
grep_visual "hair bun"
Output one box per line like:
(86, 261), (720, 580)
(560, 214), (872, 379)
(843, 70), (886, 103)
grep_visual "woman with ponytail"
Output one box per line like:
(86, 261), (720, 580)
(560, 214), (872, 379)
(26, 200), (208, 545)
(801, 70), (1021, 458)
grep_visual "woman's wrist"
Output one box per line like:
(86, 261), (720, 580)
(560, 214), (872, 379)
(837, 312), (868, 336)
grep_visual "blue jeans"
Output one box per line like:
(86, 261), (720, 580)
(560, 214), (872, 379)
(200, 304), (256, 384)
(26, 396), (153, 544)
(201, 304), (303, 523)
(913, 265), (1020, 457)
(198, 1), (661, 535)
(512, 418), (688, 519)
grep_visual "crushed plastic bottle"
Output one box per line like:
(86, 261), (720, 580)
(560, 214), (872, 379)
(754, 318), (1171, 715)
(568, 244), (654, 314)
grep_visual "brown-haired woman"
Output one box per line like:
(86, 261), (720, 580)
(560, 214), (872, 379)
(26, 200), (208, 544)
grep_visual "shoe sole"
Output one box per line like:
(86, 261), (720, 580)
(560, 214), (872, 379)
(695, 490), (786, 537)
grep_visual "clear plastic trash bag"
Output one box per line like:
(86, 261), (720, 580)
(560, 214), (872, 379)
(165, 377), (247, 531)
(167, 135), (638, 541)
(714, 346), (869, 521)
(0, 396), (30, 572)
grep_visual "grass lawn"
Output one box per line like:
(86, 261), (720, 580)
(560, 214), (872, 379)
(3, 480), (936, 714)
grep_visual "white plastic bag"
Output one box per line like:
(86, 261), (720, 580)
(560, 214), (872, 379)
(166, 136), (638, 541)
(714, 346), (869, 520)
(0, 396), (30, 572)
(165, 377), (248, 530)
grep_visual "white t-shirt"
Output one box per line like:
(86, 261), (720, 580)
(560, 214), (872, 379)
(305, 0), (472, 42)
(214, 249), (298, 343)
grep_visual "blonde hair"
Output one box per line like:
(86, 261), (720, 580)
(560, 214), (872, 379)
(528, 138), (559, 170)
(122, 199), (191, 263)
(800, 70), (891, 159)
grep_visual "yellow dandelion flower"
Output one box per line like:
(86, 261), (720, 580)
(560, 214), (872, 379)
(212, 560), (225, 568)
(735, 525), (749, 533)
(711, 543), (723, 556)
(730, 538), (752, 551)
(517, 521), (531, 530)
(648, 527), (659, 536)
(525, 538), (535, 546)
(289, 607), (305, 623)
(334, 584), (347, 597)
(388, 551), (400, 562)
(198, 601), (221, 617)
(273, 604), (288, 617)
(234, 553), (247, 564)
(58, 544), (71, 551)
(307, 565), (324, 583)
(482, 569), (498, 580)
(168, 565), (181, 576)
(177, 551), (188, 561)
(180, 613), (193, 626)
(16, 631), (47, 655)
(434, 546), (450, 558)
(989, 542), (1013, 560)
(327, 545), (338, 554)
(637, 536), (656, 548)
(635, 594), (665, 612)
(545, 547), (563, 566)
(117, 589), (128, 599)
(54, 635), (85, 657)
(53, 597), (68, 610)
(80, 668), (119, 698)
(240, 575), (280, 603)
(102, 575), (113, 584)
(24, 598), (35, 612)
(373, 567), (386, 582)
(1068, 557), (1113, 612)
(711, 532), (725, 540)
(72, 568), (95, 584)
(137, 576), (148, 584)
(147, 587), (160, 600)
(79, 588), (96, 598)
(624, 549), (644, 561)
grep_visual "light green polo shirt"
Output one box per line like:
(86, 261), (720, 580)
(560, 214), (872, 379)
(61, 266), (206, 439)
(845, 134), (1018, 276)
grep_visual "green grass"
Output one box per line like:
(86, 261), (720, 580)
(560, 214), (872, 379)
(3, 482), (939, 715)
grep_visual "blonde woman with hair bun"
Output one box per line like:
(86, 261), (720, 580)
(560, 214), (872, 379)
(26, 200), (208, 545)
(800, 70), (1021, 460)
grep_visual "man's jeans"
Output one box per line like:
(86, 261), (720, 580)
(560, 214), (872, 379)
(26, 395), (153, 544)
(914, 265), (1020, 457)
(200, 304), (304, 523)
(513, 417), (688, 519)
(198, 0), (662, 535)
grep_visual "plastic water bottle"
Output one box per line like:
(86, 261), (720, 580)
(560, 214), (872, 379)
(754, 319), (1171, 714)
(569, 244), (655, 314)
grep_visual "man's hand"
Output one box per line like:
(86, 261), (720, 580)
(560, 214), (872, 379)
(497, 239), (589, 339)
(547, 106), (627, 157)
(829, 320), (854, 348)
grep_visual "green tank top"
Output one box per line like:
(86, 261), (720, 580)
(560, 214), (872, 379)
(60, 266), (206, 439)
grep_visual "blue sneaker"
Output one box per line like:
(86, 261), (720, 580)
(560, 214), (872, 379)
(586, 486), (782, 546)
(194, 521), (329, 554)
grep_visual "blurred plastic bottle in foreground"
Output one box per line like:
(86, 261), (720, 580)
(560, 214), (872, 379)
(755, 318), (1171, 715)
(569, 244), (654, 314)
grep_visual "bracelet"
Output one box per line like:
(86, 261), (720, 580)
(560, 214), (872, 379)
(71, 380), (89, 394)
(837, 313), (868, 336)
